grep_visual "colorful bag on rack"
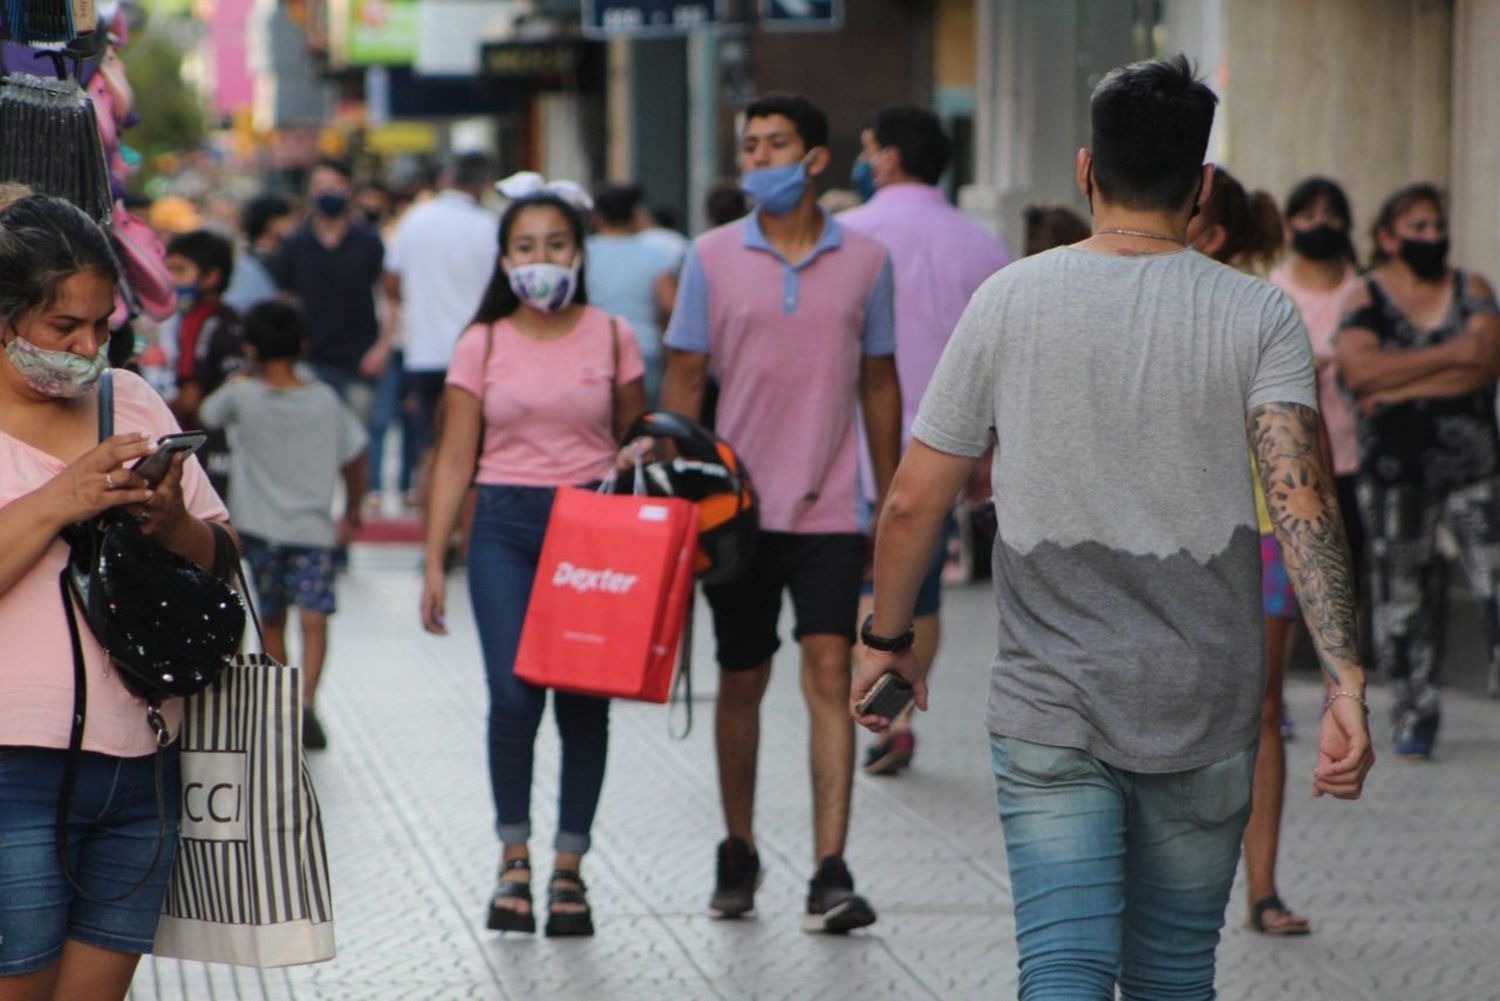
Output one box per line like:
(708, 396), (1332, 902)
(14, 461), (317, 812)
(514, 485), (698, 703)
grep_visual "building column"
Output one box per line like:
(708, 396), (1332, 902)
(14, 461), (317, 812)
(1452, 0), (1500, 275)
(960, 0), (1139, 252)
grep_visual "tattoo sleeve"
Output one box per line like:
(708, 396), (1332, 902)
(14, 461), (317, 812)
(1247, 402), (1362, 687)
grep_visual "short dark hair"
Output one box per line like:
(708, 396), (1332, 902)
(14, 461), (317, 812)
(242, 300), (308, 362)
(451, 152), (493, 191)
(650, 204), (681, 233)
(593, 182), (644, 228)
(1089, 54), (1217, 212)
(311, 158), (352, 183)
(165, 229), (235, 292)
(867, 106), (952, 186)
(744, 93), (828, 152)
(242, 193), (292, 245)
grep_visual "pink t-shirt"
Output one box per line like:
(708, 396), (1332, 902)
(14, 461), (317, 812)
(1268, 262), (1362, 475)
(0, 369), (229, 758)
(447, 306), (645, 486)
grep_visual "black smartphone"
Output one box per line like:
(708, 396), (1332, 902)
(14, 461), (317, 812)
(130, 431), (208, 485)
(855, 671), (914, 720)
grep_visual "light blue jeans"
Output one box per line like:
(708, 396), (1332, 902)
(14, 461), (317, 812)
(990, 735), (1256, 1000)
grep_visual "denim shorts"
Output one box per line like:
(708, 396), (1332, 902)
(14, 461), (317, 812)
(0, 744), (181, 975)
(241, 534), (339, 620)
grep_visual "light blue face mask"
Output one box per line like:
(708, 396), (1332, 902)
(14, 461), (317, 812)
(851, 159), (877, 203)
(741, 157), (812, 216)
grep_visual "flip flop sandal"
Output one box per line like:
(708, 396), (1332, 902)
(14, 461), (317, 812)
(545, 869), (595, 938)
(487, 858), (536, 933)
(1247, 894), (1311, 936)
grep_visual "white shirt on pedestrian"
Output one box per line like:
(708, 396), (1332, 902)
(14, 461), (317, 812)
(386, 190), (498, 373)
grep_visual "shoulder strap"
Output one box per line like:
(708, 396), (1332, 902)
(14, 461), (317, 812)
(609, 315), (621, 442)
(473, 323), (497, 477)
(97, 368), (113, 442)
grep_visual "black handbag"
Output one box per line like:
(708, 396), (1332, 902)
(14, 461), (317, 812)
(59, 369), (245, 714)
(54, 369), (246, 901)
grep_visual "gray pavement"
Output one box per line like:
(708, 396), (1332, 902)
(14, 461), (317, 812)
(131, 544), (1500, 1000)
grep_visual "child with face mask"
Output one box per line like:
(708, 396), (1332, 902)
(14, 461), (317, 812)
(420, 185), (648, 939)
(162, 229), (244, 497)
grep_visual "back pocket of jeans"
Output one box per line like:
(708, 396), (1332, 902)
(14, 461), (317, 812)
(1177, 743), (1256, 826)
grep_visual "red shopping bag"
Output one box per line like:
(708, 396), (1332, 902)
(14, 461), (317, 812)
(514, 486), (698, 702)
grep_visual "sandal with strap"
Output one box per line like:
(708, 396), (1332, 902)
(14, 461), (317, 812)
(1246, 894), (1311, 936)
(487, 858), (536, 933)
(545, 869), (595, 938)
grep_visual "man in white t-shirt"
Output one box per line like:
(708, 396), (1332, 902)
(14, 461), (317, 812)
(384, 152), (499, 457)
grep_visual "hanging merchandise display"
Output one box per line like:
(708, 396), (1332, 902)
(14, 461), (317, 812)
(0, 48), (113, 220)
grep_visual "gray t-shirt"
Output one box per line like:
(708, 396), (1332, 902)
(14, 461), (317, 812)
(199, 378), (367, 548)
(913, 247), (1316, 772)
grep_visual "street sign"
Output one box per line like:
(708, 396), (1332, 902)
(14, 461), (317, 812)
(759, 0), (842, 31)
(584, 0), (719, 37)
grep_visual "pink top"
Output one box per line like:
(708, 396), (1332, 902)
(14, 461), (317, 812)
(664, 211), (895, 534)
(1269, 262), (1362, 475)
(447, 306), (644, 487)
(0, 369), (229, 758)
(840, 184), (1012, 442)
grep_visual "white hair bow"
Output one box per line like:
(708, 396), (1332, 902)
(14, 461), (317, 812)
(495, 172), (594, 213)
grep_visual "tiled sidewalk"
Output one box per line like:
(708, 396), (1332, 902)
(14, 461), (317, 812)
(131, 545), (1500, 1000)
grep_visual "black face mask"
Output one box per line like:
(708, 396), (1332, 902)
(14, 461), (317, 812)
(1398, 237), (1449, 280)
(1292, 224), (1345, 261)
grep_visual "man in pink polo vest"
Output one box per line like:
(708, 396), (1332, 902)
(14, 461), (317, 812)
(660, 93), (901, 935)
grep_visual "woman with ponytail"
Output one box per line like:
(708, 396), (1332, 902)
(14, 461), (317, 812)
(1188, 168), (1314, 936)
(420, 183), (648, 938)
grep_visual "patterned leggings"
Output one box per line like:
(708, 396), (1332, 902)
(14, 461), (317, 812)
(1357, 475), (1500, 741)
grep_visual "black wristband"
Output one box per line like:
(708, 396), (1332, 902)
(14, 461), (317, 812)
(860, 613), (915, 653)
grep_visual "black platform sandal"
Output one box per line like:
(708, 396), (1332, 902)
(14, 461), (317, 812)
(545, 869), (595, 938)
(487, 858), (536, 933)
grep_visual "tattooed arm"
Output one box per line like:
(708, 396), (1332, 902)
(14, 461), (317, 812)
(1249, 401), (1374, 799)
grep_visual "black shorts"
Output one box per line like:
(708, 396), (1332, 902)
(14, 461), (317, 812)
(702, 531), (864, 672)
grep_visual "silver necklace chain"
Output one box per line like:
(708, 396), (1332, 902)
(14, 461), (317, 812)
(1096, 226), (1185, 244)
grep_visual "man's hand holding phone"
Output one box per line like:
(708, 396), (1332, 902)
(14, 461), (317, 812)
(851, 647), (929, 735)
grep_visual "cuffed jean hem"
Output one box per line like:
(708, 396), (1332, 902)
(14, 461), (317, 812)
(497, 822), (531, 846)
(495, 824), (591, 855)
(555, 831), (591, 855)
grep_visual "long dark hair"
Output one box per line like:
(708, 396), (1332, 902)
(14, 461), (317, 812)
(0, 193), (120, 327)
(470, 193), (590, 326)
(1369, 182), (1445, 268)
(1199, 167), (1282, 271)
(1284, 176), (1357, 265)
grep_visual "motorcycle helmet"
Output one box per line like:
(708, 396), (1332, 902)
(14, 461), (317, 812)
(618, 410), (758, 585)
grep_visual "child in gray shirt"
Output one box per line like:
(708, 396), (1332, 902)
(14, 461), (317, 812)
(200, 301), (368, 750)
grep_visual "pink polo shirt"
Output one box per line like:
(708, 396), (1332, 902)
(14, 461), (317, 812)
(1269, 262), (1362, 475)
(0, 369), (229, 758)
(665, 210), (895, 534)
(840, 183), (1012, 442)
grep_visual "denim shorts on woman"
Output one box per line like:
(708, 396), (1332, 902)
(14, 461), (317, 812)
(0, 744), (181, 975)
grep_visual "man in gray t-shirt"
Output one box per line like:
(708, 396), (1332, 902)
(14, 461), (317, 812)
(851, 56), (1372, 997)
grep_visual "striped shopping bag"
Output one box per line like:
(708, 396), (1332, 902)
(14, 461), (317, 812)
(151, 652), (336, 966)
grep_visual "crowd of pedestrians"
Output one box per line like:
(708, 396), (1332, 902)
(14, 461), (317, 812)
(3, 47), (1499, 1001)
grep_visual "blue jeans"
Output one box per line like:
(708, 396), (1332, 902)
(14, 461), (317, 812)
(0, 745), (181, 974)
(990, 735), (1256, 1000)
(468, 484), (610, 855)
(367, 349), (419, 495)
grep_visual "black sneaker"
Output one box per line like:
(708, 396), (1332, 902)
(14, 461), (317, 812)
(803, 856), (876, 934)
(303, 708), (328, 751)
(708, 836), (762, 919)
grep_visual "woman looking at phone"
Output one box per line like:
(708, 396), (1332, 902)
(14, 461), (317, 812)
(420, 182), (646, 937)
(0, 193), (235, 999)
